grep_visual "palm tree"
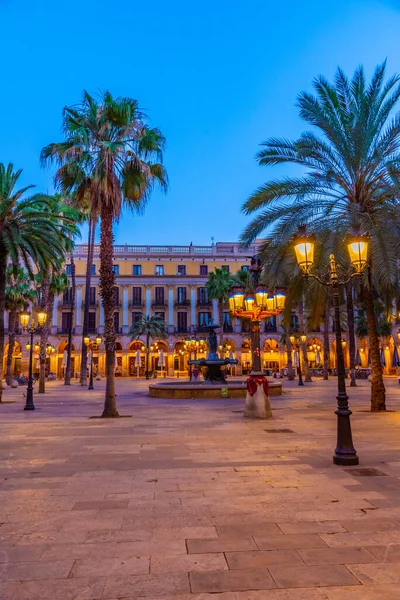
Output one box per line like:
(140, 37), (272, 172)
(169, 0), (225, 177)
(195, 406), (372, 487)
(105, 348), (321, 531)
(0, 164), (71, 402)
(5, 268), (36, 384)
(241, 63), (400, 411)
(206, 268), (234, 344)
(41, 90), (168, 417)
(129, 315), (167, 380)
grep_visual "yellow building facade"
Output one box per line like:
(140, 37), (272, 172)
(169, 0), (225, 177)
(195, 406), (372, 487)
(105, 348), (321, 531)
(5, 241), (397, 379)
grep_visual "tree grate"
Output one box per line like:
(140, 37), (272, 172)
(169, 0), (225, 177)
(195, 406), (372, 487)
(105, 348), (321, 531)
(345, 468), (388, 477)
(265, 428), (295, 433)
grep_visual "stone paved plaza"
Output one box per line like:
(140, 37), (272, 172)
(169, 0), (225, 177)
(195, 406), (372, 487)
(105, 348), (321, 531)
(1, 377), (400, 599)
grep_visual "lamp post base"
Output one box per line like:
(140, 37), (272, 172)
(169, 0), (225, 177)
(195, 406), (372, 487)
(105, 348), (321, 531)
(244, 373), (272, 419)
(333, 406), (359, 466)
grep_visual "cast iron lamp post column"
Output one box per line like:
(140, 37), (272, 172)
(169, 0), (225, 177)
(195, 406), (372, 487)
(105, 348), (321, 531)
(19, 310), (48, 410)
(294, 227), (369, 465)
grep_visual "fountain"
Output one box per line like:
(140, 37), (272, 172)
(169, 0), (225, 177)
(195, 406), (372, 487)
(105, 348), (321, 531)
(188, 323), (237, 383)
(148, 322), (282, 399)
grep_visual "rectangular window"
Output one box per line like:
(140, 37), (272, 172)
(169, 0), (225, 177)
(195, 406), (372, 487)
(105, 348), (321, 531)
(66, 264), (73, 275)
(177, 265), (186, 276)
(113, 286), (119, 306)
(200, 265), (208, 276)
(198, 312), (212, 329)
(154, 287), (165, 305)
(198, 287), (209, 304)
(132, 287), (142, 306)
(155, 265), (164, 276)
(131, 311), (142, 324)
(177, 286), (187, 304)
(91, 264), (96, 275)
(177, 312), (187, 333)
(133, 264), (142, 276)
(88, 312), (96, 333)
(290, 314), (299, 330)
(62, 287), (73, 305)
(89, 286), (96, 305)
(112, 265), (119, 275)
(61, 312), (72, 332)
(221, 265), (230, 273)
(241, 265), (249, 272)
(114, 311), (120, 332)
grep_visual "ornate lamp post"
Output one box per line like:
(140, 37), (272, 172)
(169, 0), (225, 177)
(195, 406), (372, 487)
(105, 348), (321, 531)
(228, 256), (286, 419)
(19, 310), (48, 410)
(294, 226), (368, 465)
(84, 335), (102, 390)
(184, 336), (205, 380)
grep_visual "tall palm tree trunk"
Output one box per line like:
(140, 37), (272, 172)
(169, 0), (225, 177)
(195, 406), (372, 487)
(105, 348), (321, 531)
(218, 301), (224, 345)
(80, 217), (96, 386)
(287, 336), (294, 380)
(365, 276), (386, 411)
(100, 208), (119, 418)
(38, 278), (50, 394)
(346, 284), (356, 387)
(65, 254), (75, 385)
(6, 310), (17, 384)
(145, 333), (150, 380)
(0, 246), (6, 401)
(323, 294), (330, 380)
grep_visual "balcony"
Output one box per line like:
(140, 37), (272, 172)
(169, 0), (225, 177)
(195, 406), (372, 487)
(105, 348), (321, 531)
(197, 325), (213, 333)
(175, 326), (188, 334)
(197, 300), (211, 307)
(152, 300), (167, 308)
(57, 327), (76, 334)
(60, 299), (73, 307)
(82, 301), (99, 308)
(223, 324), (233, 333)
(130, 301), (144, 308)
(264, 324), (277, 333)
(87, 326), (98, 334)
(175, 299), (190, 307)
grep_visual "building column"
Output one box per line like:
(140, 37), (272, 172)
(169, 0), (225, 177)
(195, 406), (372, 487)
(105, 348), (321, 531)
(168, 286), (174, 334)
(51, 295), (58, 334)
(145, 286), (151, 316)
(75, 286), (83, 334)
(212, 299), (219, 324)
(122, 286), (129, 334)
(190, 286), (197, 329)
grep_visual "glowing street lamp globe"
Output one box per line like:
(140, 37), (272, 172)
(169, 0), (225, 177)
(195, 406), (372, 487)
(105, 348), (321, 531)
(347, 235), (368, 273)
(19, 311), (31, 331)
(36, 311), (47, 328)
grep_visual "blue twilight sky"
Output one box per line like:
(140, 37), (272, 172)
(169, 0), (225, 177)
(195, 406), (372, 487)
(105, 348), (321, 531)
(1, 0), (400, 245)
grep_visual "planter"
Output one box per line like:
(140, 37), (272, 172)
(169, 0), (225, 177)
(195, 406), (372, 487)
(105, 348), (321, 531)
(10, 380), (18, 389)
(1, 381), (7, 389)
(96, 375), (102, 381)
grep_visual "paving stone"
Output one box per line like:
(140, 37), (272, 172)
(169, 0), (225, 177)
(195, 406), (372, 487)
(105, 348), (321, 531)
(277, 521), (346, 534)
(269, 564), (360, 588)
(189, 568), (276, 593)
(298, 546), (377, 565)
(72, 500), (129, 510)
(0, 545), (45, 563)
(187, 537), (258, 553)
(102, 572), (190, 597)
(0, 559), (74, 581)
(70, 556), (150, 577)
(225, 550), (304, 569)
(324, 584), (400, 599)
(151, 552), (227, 572)
(347, 562), (400, 584)
(368, 544), (400, 561)
(254, 534), (328, 550)
(10, 577), (106, 600)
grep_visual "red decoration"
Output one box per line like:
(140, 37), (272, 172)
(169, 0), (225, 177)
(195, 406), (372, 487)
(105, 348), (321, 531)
(247, 375), (268, 396)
